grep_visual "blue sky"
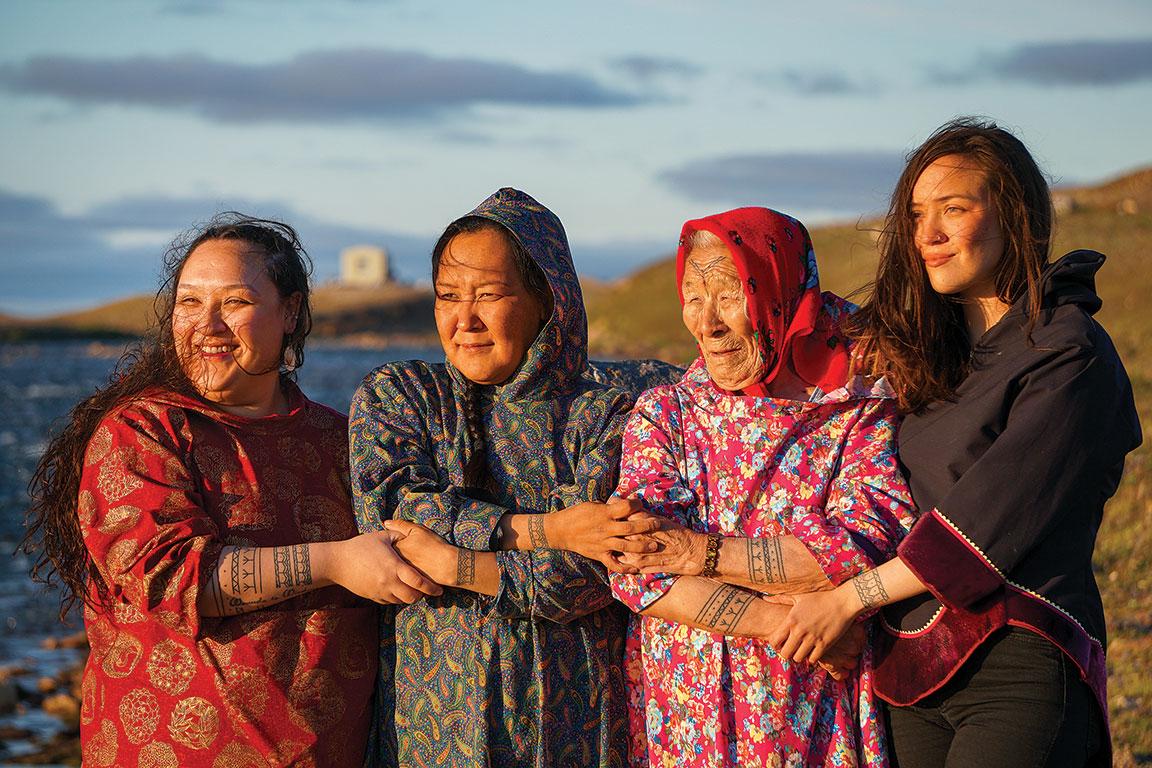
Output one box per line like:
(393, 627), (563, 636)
(2, 0), (1150, 315)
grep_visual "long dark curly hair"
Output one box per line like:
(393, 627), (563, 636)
(21, 212), (313, 620)
(850, 117), (1052, 413)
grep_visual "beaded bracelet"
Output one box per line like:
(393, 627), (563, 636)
(700, 533), (722, 578)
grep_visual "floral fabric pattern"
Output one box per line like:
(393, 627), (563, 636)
(611, 357), (917, 767)
(78, 384), (376, 767)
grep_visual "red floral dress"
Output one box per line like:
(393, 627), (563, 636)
(77, 385), (376, 767)
(611, 360), (917, 767)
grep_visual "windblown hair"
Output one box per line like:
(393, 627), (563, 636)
(21, 212), (313, 620)
(431, 216), (552, 494)
(850, 117), (1053, 413)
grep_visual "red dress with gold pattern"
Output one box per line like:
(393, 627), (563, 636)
(76, 384), (376, 767)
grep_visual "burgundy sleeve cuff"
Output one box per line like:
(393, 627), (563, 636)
(898, 509), (1004, 610)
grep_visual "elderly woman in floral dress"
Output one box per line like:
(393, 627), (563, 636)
(610, 207), (918, 767)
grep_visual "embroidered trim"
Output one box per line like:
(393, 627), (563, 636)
(1005, 581), (1103, 648)
(932, 508), (1104, 648)
(880, 604), (944, 636)
(933, 508), (1006, 579)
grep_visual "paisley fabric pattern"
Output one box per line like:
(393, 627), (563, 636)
(610, 353), (917, 768)
(350, 188), (678, 767)
(78, 383), (376, 767)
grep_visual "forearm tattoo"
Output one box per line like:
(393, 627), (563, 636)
(225, 547), (260, 610)
(852, 571), (889, 610)
(528, 514), (549, 549)
(747, 538), (787, 584)
(457, 549), (476, 586)
(695, 585), (755, 633)
(273, 543), (313, 596)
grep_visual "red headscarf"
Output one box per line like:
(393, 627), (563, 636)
(675, 207), (851, 396)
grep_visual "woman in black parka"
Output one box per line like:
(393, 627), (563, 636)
(766, 117), (1141, 767)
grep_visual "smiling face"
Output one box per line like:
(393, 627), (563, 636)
(434, 226), (549, 386)
(680, 242), (763, 391)
(171, 238), (301, 415)
(912, 154), (1006, 302)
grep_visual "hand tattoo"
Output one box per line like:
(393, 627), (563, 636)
(695, 585), (755, 633)
(528, 514), (549, 549)
(457, 549), (476, 586)
(748, 538), (787, 584)
(852, 571), (889, 610)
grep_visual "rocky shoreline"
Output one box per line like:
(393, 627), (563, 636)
(0, 631), (85, 766)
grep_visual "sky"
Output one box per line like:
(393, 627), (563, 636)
(1, 0), (1150, 316)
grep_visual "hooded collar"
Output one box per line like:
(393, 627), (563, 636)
(676, 207), (850, 395)
(446, 187), (587, 401)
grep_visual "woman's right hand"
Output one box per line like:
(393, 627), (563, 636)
(547, 496), (661, 571)
(318, 532), (443, 605)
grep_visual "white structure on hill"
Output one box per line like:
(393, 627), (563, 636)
(340, 245), (392, 287)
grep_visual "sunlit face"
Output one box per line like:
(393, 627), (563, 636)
(912, 154), (1006, 302)
(171, 239), (300, 415)
(680, 244), (763, 391)
(434, 227), (549, 386)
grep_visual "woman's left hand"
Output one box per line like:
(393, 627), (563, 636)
(385, 519), (459, 587)
(766, 586), (860, 665)
(617, 516), (709, 575)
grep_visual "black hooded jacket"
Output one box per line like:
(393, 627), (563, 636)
(875, 250), (1141, 757)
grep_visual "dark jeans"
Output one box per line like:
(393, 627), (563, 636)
(886, 627), (1102, 768)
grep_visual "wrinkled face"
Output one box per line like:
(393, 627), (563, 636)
(434, 227), (549, 386)
(171, 239), (300, 413)
(680, 243), (763, 391)
(912, 154), (1006, 301)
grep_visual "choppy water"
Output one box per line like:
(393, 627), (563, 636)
(0, 339), (441, 751)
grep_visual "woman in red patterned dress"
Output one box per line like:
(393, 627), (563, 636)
(22, 213), (439, 766)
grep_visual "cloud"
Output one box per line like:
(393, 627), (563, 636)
(0, 48), (645, 124)
(930, 39), (1152, 87)
(610, 56), (704, 82)
(993, 39), (1152, 86)
(779, 69), (877, 96)
(659, 151), (904, 214)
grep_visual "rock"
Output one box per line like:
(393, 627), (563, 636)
(41, 692), (80, 727)
(0, 679), (17, 715)
(36, 676), (57, 694)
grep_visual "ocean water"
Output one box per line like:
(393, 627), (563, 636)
(0, 339), (441, 750)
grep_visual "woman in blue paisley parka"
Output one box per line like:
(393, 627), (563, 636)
(349, 187), (676, 767)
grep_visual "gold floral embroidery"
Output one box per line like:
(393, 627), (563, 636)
(213, 741), (266, 768)
(86, 424), (114, 465)
(99, 504), (141, 536)
(138, 740), (180, 768)
(168, 696), (220, 750)
(77, 490), (98, 528)
(147, 640), (196, 696)
(216, 664), (269, 720)
(287, 668), (344, 732)
(80, 672), (99, 725)
(83, 718), (119, 767)
(337, 632), (372, 680)
(118, 687), (160, 744)
(97, 450), (143, 502)
(101, 631), (143, 679)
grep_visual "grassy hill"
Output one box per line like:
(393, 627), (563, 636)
(0, 283), (439, 346)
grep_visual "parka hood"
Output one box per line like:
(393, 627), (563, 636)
(450, 187), (587, 400)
